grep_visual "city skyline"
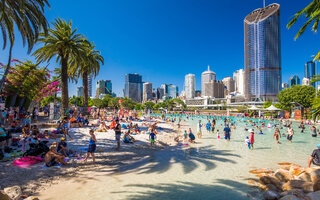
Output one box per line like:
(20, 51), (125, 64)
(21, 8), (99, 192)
(0, 0), (317, 97)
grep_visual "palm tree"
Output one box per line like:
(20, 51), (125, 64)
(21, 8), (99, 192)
(70, 40), (104, 115)
(33, 18), (86, 117)
(287, 0), (320, 60)
(0, 0), (50, 92)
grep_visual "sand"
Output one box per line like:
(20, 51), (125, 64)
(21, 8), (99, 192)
(0, 119), (181, 198)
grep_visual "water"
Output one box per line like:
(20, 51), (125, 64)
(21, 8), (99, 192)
(39, 115), (319, 200)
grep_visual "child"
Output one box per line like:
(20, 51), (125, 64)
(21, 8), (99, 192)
(217, 129), (220, 139)
(249, 130), (255, 150)
(149, 129), (156, 146)
(84, 129), (97, 164)
(245, 136), (250, 149)
(184, 130), (188, 143)
(274, 128), (281, 144)
(259, 130), (264, 135)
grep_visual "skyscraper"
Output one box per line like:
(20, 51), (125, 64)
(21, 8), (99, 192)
(88, 73), (93, 97)
(167, 85), (179, 99)
(222, 76), (235, 94)
(185, 74), (195, 99)
(124, 73), (143, 102)
(204, 80), (225, 98)
(77, 86), (83, 97)
(305, 61), (316, 87)
(233, 69), (245, 95)
(201, 66), (216, 97)
(143, 82), (153, 102)
(156, 87), (164, 100)
(288, 75), (300, 87)
(244, 3), (281, 101)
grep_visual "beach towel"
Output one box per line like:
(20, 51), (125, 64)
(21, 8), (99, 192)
(13, 156), (43, 168)
(110, 121), (116, 129)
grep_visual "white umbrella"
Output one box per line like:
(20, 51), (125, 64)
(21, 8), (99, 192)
(248, 105), (259, 110)
(266, 105), (281, 111)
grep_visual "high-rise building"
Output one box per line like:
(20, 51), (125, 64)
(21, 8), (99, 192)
(77, 86), (83, 97)
(185, 74), (196, 99)
(204, 80), (225, 98)
(288, 75), (300, 87)
(302, 78), (310, 86)
(222, 76), (235, 94)
(124, 73), (143, 102)
(281, 83), (288, 90)
(167, 85), (179, 99)
(305, 61), (316, 87)
(244, 3), (281, 101)
(156, 87), (165, 100)
(96, 80), (112, 98)
(233, 69), (245, 95)
(88, 73), (93, 97)
(143, 82), (153, 102)
(201, 65), (216, 97)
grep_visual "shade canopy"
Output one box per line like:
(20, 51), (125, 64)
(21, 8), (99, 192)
(248, 105), (260, 110)
(266, 105), (281, 111)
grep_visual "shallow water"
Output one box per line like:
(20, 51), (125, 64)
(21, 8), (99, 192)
(39, 115), (319, 200)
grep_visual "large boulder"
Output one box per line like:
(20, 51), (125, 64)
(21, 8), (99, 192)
(306, 191), (320, 200)
(289, 166), (305, 176)
(266, 184), (281, 192)
(263, 190), (280, 200)
(282, 180), (313, 193)
(26, 197), (40, 200)
(4, 186), (22, 200)
(260, 176), (283, 190)
(297, 172), (311, 182)
(0, 191), (11, 200)
(275, 169), (294, 182)
(279, 195), (302, 200)
(313, 179), (320, 192)
(280, 189), (305, 199)
(309, 168), (320, 183)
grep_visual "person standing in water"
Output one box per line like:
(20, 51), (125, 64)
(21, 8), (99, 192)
(224, 124), (231, 141)
(274, 128), (281, 144)
(311, 126), (317, 137)
(287, 126), (294, 143)
(197, 120), (202, 139)
(249, 129), (255, 149)
(206, 120), (211, 134)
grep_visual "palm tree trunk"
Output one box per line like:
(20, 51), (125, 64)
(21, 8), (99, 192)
(83, 71), (89, 115)
(0, 43), (14, 93)
(60, 56), (69, 117)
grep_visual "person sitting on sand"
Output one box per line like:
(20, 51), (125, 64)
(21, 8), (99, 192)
(96, 121), (108, 132)
(45, 145), (67, 167)
(308, 144), (320, 168)
(57, 137), (74, 157)
(22, 125), (31, 138)
(123, 130), (135, 144)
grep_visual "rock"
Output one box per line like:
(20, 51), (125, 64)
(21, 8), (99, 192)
(250, 168), (274, 174)
(289, 166), (305, 176)
(297, 172), (311, 182)
(26, 197), (40, 200)
(275, 169), (294, 182)
(282, 180), (313, 193)
(4, 186), (22, 200)
(281, 166), (291, 171)
(309, 169), (320, 184)
(248, 178), (260, 186)
(263, 190), (280, 200)
(280, 189), (305, 199)
(306, 191), (320, 200)
(0, 191), (11, 200)
(266, 184), (281, 192)
(279, 195), (302, 200)
(313, 179), (320, 192)
(260, 176), (283, 190)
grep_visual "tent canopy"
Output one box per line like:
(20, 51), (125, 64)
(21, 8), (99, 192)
(248, 105), (260, 110)
(266, 105), (281, 111)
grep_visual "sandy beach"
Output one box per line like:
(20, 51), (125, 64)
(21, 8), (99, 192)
(0, 119), (182, 199)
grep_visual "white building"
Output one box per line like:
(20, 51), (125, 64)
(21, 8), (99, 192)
(302, 78), (310, 86)
(143, 82), (153, 102)
(222, 76), (235, 94)
(281, 82), (289, 90)
(233, 69), (245, 95)
(185, 74), (195, 99)
(201, 65), (216, 97)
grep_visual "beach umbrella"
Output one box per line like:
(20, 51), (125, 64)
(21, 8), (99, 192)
(266, 105), (281, 111)
(248, 105), (259, 110)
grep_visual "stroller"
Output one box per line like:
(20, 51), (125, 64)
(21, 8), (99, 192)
(23, 141), (49, 158)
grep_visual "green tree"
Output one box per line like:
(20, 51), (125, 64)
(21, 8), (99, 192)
(109, 98), (120, 109)
(0, 0), (50, 92)
(144, 101), (155, 110)
(70, 39), (104, 115)
(92, 98), (104, 108)
(121, 98), (136, 110)
(33, 18), (86, 117)
(263, 101), (272, 109)
(135, 103), (141, 110)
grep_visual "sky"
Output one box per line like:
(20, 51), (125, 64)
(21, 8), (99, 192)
(0, 0), (319, 97)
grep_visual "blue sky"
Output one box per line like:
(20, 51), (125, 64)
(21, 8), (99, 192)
(0, 0), (319, 97)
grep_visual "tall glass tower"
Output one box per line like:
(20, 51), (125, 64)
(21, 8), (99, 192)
(305, 61), (316, 87)
(244, 3), (281, 101)
(185, 74), (195, 99)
